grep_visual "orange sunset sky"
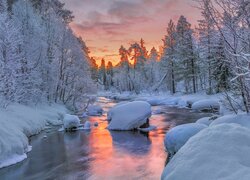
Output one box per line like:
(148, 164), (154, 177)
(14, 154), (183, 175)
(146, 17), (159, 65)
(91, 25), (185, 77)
(61, 0), (202, 66)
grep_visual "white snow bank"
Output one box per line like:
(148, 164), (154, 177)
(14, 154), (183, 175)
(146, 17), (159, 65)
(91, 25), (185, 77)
(87, 105), (103, 116)
(108, 101), (152, 130)
(0, 103), (67, 168)
(210, 114), (250, 128)
(0, 153), (27, 169)
(162, 124), (250, 180)
(164, 123), (207, 157)
(192, 99), (220, 111)
(161, 97), (181, 106)
(135, 97), (167, 106)
(63, 114), (80, 130)
(195, 117), (211, 126)
(195, 116), (219, 126)
(111, 92), (135, 101)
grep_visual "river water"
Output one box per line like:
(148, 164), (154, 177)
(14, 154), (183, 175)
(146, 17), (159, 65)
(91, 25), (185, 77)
(0, 97), (211, 180)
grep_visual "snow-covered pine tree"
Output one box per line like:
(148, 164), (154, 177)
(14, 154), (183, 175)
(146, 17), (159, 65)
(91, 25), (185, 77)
(146, 47), (159, 86)
(175, 15), (197, 94)
(160, 20), (177, 93)
(98, 58), (107, 90)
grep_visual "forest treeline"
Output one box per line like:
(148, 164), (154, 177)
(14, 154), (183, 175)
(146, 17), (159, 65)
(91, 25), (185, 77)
(0, 0), (95, 109)
(0, 0), (249, 112)
(91, 0), (250, 113)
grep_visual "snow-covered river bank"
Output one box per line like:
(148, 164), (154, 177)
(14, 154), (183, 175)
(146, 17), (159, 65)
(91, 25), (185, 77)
(0, 97), (212, 179)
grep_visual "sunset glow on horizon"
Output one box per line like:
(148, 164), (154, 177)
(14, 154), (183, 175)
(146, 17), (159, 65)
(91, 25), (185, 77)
(61, 0), (202, 66)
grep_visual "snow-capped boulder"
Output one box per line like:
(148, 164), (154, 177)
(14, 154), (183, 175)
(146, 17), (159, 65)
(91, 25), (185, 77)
(63, 114), (80, 130)
(195, 117), (211, 126)
(192, 99), (220, 112)
(87, 105), (103, 116)
(94, 122), (99, 127)
(164, 123), (207, 157)
(196, 116), (219, 126)
(84, 121), (91, 130)
(107, 101), (129, 121)
(210, 114), (250, 129)
(111, 92), (134, 101)
(108, 101), (152, 130)
(162, 124), (250, 180)
(146, 98), (165, 106)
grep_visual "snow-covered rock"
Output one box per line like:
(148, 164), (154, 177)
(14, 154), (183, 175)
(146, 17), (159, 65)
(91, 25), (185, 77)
(195, 117), (211, 126)
(63, 114), (80, 130)
(161, 97), (181, 106)
(84, 121), (91, 130)
(162, 124), (250, 180)
(195, 116), (219, 126)
(87, 105), (103, 116)
(152, 108), (164, 115)
(164, 123), (207, 157)
(107, 101), (129, 121)
(134, 96), (165, 105)
(210, 114), (250, 128)
(111, 92), (134, 101)
(108, 101), (152, 130)
(192, 99), (220, 112)
(82, 112), (88, 118)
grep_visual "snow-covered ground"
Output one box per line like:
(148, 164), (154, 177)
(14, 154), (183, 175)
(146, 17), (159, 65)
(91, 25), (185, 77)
(0, 103), (68, 169)
(162, 120), (250, 180)
(162, 111), (250, 180)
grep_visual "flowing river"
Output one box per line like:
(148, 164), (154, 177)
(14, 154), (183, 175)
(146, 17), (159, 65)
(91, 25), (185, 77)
(0, 97), (212, 180)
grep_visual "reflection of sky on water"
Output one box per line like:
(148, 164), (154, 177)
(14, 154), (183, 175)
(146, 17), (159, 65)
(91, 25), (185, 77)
(0, 97), (211, 180)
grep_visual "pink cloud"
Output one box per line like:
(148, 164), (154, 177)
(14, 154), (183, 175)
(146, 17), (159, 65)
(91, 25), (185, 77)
(63, 0), (202, 64)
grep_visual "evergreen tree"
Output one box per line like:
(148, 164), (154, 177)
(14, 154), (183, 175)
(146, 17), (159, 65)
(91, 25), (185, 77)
(176, 15), (197, 93)
(106, 61), (114, 89)
(98, 58), (107, 89)
(160, 20), (177, 93)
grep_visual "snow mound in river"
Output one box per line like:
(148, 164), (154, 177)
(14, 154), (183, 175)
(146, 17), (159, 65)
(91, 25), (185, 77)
(107, 101), (129, 121)
(210, 114), (250, 128)
(63, 114), (80, 130)
(162, 123), (250, 180)
(108, 101), (151, 130)
(192, 99), (220, 112)
(164, 123), (207, 157)
(195, 116), (219, 126)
